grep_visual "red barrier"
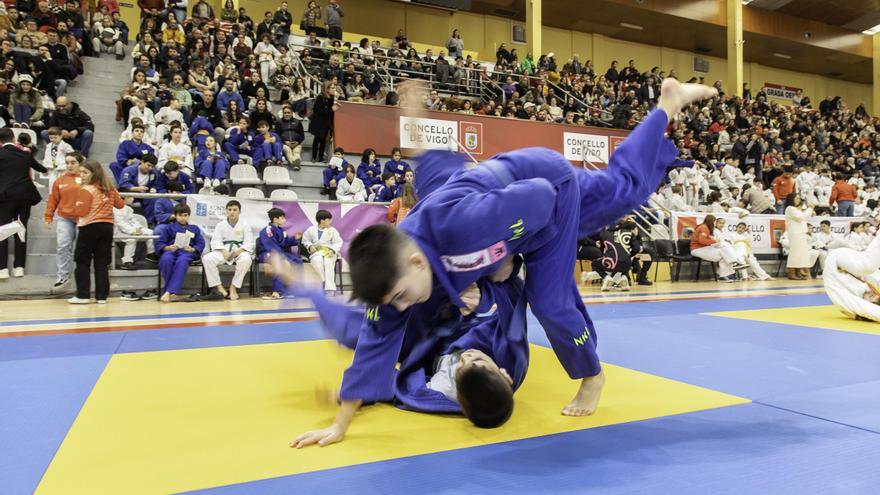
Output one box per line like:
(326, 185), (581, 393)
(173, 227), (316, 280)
(334, 102), (630, 166)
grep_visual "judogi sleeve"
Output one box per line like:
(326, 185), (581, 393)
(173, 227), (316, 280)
(576, 109), (678, 237)
(242, 223), (255, 253)
(339, 306), (410, 402)
(210, 221), (227, 251)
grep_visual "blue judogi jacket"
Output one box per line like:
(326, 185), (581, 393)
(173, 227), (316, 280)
(322, 162), (346, 187)
(339, 109), (678, 403)
(155, 172), (195, 194)
(384, 158), (412, 181)
(118, 164), (157, 191)
(155, 221), (205, 253)
(357, 160), (382, 189)
(257, 223), (299, 262)
(374, 183), (397, 202)
(301, 266), (529, 414)
(149, 198), (177, 225)
(115, 140), (153, 166)
(226, 128), (256, 151)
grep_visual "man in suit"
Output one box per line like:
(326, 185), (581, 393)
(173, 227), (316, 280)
(0, 127), (48, 278)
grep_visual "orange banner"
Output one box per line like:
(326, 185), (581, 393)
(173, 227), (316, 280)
(333, 102), (630, 165)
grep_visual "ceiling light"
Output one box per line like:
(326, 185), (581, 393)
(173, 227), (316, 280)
(772, 52), (792, 59)
(863, 24), (880, 35)
(619, 22), (643, 30)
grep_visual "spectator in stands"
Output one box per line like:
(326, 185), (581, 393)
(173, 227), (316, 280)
(112, 123), (155, 183)
(44, 96), (94, 157)
(217, 77), (244, 113)
(253, 119), (283, 169)
(93, 23), (124, 59)
(273, 1), (292, 46)
(384, 147), (411, 183)
(337, 164), (367, 202)
(10, 74), (43, 130)
(784, 193), (814, 280)
(254, 33), (280, 85)
(830, 173), (857, 216)
(310, 80), (337, 163)
(741, 182), (775, 214)
(690, 214), (747, 283)
(301, 209), (343, 295)
(68, 159), (124, 304)
(190, 0), (214, 20)
(42, 126), (74, 173)
(258, 207), (302, 299)
(138, 0), (163, 17)
(191, 89), (224, 142)
(224, 116), (255, 165)
(113, 196), (156, 270)
(276, 105), (303, 170)
(357, 148), (382, 191)
(324, 0), (344, 40)
(196, 135), (229, 187)
(445, 29), (463, 59)
(156, 160), (194, 194)
(374, 172), (397, 203)
(44, 151), (83, 288)
(202, 199), (254, 301)
(157, 202), (205, 303)
(301, 1), (321, 34)
(616, 220), (655, 286)
(386, 183), (417, 225)
(771, 166), (796, 214)
(220, 0), (237, 22)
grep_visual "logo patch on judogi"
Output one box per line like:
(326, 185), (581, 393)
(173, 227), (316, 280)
(440, 241), (507, 272)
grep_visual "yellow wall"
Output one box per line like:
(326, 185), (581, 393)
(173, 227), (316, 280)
(121, 0), (871, 109)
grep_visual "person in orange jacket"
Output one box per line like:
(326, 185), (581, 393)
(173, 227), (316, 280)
(44, 151), (84, 288)
(830, 173), (858, 217)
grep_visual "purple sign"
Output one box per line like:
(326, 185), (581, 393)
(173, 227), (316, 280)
(275, 202), (390, 259)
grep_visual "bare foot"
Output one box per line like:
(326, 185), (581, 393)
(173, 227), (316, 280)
(216, 286), (228, 298)
(658, 78), (718, 120)
(562, 370), (606, 417)
(160, 292), (173, 303)
(228, 286), (239, 300)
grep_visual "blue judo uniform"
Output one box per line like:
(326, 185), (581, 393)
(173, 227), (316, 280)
(156, 222), (205, 295)
(257, 224), (303, 294)
(374, 183), (397, 202)
(110, 140), (154, 184)
(384, 158), (412, 183)
(223, 128), (256, 163)
(302, 266), (529, 414)
(357, 160), (382, 189)
(189, 116), (215, 151)
(252, 131), (283, 167)
(155, 171), (195, 194)
(339, 109), (679, 403)
(195, 147), (230, 181)
(323, 163), (346, 188)
(149, 197), (178, 225)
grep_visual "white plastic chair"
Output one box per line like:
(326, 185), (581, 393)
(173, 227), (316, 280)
(270, 188), (299, 201)
(229, 164), (262, 185)
(263, 166), (293, 186)
(11, 127), (37, 146)
(235, 187), (265, 199)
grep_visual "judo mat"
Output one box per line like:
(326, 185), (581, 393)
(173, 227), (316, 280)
(710, 304), (880, 336)
(5, 291), (880, 494)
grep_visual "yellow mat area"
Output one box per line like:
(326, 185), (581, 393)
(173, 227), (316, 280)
(37, 341), (748, 495)
(710, 305), (880, 336)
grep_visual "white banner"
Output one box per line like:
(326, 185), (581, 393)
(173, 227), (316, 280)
(671, 212), (859, 254)
(187, 195), (270, 238)
(563, 132), (609, 163)
(399, 117), (458, 150)
(762, 83), (801, 102)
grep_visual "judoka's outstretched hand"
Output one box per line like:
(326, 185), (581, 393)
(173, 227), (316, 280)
(291, 423), (345, 449)
(657, 78), (718, 120)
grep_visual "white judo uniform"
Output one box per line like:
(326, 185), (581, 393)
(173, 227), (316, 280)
(824, 235), (880, 322)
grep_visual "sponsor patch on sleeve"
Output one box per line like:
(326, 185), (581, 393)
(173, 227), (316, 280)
(440, 241), (507, 272)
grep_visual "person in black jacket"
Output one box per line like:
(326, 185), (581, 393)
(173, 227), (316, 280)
(615, 220), (656, 286)
(276, 105), (304, 170)
(42, 96), (94, 156)
(190, 89), (225, 144)
(273, 1), (293, 46)
(309, 80), (337, 162)
(0, 127), (47, 278)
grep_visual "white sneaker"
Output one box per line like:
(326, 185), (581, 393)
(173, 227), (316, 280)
(96, 300), (107, 304)
(212, 178), (221, 187)
(12, 267), (23, 277)
(0, 268), (8, 279)
(585, 271), (602, 282)
(618, 277), (631, 291)
(67, 297), (90, 304)
(601, 275), (614, 292)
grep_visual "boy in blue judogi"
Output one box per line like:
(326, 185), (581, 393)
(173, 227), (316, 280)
(110, 123), (154, 183)
(295, 79), (716, 445)
(322, 148), (348, 198)
(373, 172), (398, 202)
(223, 117), (256, 165)
(282, 257), (529, 448)
(156, 203), (205, 302)
(189, 114), (215, 151)
(195, 135), (230, 185)
(155, 160), (195, 194)
(384, 147), (411, 183)
(148, 180), (183, 225)
(357, 151), (383, 190)
(257, 207), (303, 299)
(253, 120), (284, 169)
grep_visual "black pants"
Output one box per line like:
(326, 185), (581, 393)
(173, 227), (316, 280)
(0, 200), (31, 270)
(328, 25), (342, 40)
(631, 244), (657, 282)
(311, 129), (330, 162)
(75, 222), (114, 300)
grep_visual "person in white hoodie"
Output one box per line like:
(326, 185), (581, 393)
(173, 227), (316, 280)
(201, 200), (254, 300)
(157, 126), (194, 176)
(336, 164), (367, 202)
(113, 196), (155, 270)
(300, 209), (343, 294)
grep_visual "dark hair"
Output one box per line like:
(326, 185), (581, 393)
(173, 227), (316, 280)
(214, 184), (230, 196)
(163, 160), (180, 173)
(456, 366), (514, 428)
(702, 214), (716, 235)
(820, 220), (831, 227)
(391, 147), (401, 156)
(361, 147), (375, 163)
(315, 209), (332, 222)
(348, 224), (408, 304)
(334, 146), (345, 154)
(785, 192), (799, 206)
(344, 164), (355, 174)
(132, 123), (145, 131)
(173, 203), (191, 215)
(381, 171), (395, 182)
(619, 220), (638, 231)
(226, 200), (241, 210)
(0, 127), (14, 143)
(165, 180), (184, 192)
(268, 207), (285, 221)
(142, 154), (158, 166)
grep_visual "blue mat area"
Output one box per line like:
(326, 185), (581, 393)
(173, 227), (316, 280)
(585, 293), (829, 320)
(0, 354), (111, 495)
(182, 403), (880, 495)
(760, 380), (880, 434)
(527, 311), (880, 400)
(0, 307), (315, 327)
(117, 321), (327, 354)
(0, 332), (124, 362)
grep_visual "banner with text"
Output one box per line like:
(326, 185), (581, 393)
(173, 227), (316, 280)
(334, 102), (630, 165)
(671, 212), (859, 254)
(762, 83), (802, 103)
(186, 195), (389, 260)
